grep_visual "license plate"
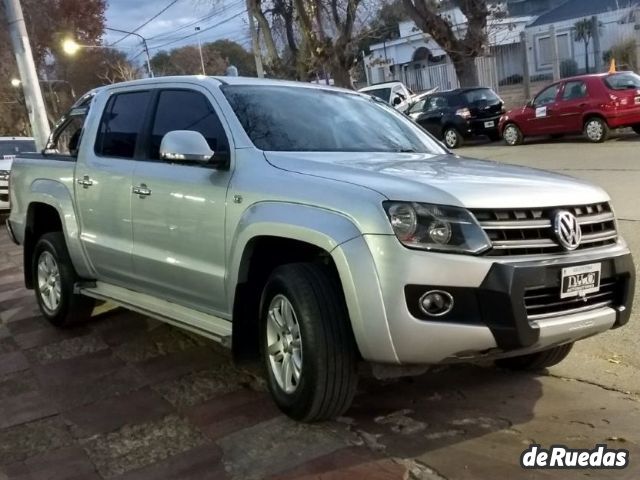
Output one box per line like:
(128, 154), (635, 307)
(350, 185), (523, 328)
(560, 263), (601, 299)
(484, 121), (495, 128)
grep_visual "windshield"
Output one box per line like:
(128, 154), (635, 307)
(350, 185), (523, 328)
(604, 72), (640, 90)
(362, 87), (391, 103)
(0, 140), (36, 157)
(221, 85), (445, 154)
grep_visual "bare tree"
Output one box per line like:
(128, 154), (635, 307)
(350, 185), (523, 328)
(401, 0), (491, 86)
(99, 58), (142, 84)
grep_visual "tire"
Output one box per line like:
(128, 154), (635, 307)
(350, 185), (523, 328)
(502, 123), (523, 146)
(495, 343), (574, 371)
(632, 124), (640, 135)
(442, 127), (463, 149)
(260, 262), (358, 422)
(32, 232), (95, 327)
(583, 117), (609, 143)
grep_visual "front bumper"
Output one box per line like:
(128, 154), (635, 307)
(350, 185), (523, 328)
(356, 235), (634, 364)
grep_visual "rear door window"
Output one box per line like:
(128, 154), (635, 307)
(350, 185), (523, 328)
(95, 91), (152, 159)
(561, 81), (588, 101)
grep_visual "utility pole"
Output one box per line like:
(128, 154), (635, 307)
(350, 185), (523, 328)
(520, 31), (531, 100)
(245, 0), (264, 77)
(3, 0), (50, 149)
(635, 8), (640, 73)
(550, 25), (560, 81)
(195, 27), (206, 75)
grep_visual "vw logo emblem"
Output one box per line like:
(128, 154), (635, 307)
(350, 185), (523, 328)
(554, 211), (582, 250)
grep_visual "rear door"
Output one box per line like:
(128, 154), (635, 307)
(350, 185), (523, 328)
(554, 80), (590, 132)
(130, 85), (233, 315)
(75, 89), (152, 285)
(524, 83), (562, 135)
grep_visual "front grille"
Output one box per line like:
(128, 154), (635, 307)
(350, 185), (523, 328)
(524, 277), (622, 320)
(471, 203), (617, 256)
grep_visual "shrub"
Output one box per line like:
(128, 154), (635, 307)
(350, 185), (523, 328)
(560, 59), (578, 78)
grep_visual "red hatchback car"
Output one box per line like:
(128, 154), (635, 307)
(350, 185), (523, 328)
(499, 72), (640, 145)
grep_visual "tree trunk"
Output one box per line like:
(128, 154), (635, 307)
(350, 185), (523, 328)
(331, 61), (354, 89)
(451, 54), (479, 87)
(584, 40), (590, 73)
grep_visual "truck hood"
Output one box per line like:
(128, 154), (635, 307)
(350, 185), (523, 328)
(264, 152), (609, 208)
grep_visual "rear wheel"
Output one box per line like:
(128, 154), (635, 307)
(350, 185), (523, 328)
(583, 117), (609, 143)
(502, 123), (523, 146)
(261, 263), (358, 422)
(33, 232), (95, 327)
(495, 343), (574, 371)
(442, 127), (463, 149)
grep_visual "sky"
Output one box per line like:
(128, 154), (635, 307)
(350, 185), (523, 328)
(104, 0), (250, 60)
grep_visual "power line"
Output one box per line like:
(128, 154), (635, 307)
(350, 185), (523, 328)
(148, 10), (247, 51)
(110, 0), (181, 46)
(146, 0), (245, 42)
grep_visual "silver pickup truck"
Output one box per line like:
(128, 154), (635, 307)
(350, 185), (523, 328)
(6, 76), (635, 421)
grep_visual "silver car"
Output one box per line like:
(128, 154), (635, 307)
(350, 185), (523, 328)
(7, 77), (635, 422)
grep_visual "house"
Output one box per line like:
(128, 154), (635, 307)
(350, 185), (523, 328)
(365, 12), (535, 92)
(525, 0), (640, 75)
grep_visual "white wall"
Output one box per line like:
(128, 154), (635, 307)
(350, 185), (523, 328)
(526, 7), (638, 75)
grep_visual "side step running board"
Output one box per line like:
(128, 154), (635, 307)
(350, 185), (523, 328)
(78, 282), (232, 347)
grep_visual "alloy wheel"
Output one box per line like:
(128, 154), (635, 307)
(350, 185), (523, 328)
(586, 120), (603, 142)
(444, 129), (458, 148)
(504, 125), (519, 145)
(266, 294), (303, 394)
(37, 251), (61, 312)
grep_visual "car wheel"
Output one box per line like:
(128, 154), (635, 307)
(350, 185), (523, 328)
(502, 123), (523, 146)
(261, 263), (358, 422)
(583, 117), (609, 143)
(443, 127), (463, 149)
(495, 343), (574, 371)
(33, 232), (95, 327)
(632, 124), (640, 135)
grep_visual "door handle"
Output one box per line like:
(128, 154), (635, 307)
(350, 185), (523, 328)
(132, 184), (152, 198)
(77, 175), (93, 188)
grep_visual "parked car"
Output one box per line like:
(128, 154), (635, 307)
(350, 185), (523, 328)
(0, 137), (36, 211)
(7, 77), (634, 422)
(500, 72), (640, 145)
(359, 81), (413, 112)
(407, 87), (505, 148)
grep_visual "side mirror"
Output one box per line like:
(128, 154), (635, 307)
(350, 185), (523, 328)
(392, 95), (403, 106)
(160, 130), (226, 167)
(526, 99), (535, 108)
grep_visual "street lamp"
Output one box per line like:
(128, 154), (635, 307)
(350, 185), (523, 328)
(10, 78), (21, 87)
(62, 32), (154, 78)
(195, 26), (205, 75)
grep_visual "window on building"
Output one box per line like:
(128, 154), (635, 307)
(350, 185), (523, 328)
(538, 36), (552, 66)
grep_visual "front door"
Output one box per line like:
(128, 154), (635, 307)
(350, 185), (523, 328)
(130, 86), (233, 315)
(75, 89), (153, 285)
(524, 83), (562, 136)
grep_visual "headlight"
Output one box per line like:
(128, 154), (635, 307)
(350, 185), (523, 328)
(383, 201), (491, 254)
(0, 170), (9, 181)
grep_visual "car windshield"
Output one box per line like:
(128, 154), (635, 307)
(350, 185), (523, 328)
(363, 87), (391, 103)
(604, 72), (640, 90)
(0, 140), (36, 157)
(222, 85), (446, 154)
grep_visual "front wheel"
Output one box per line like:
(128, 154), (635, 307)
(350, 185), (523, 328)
(442, 127), (463, 149)
(583, 117), (609, 143)
(33, 232), (95, 327)
(261, 263), (358, 422)
(495, 343), (574, 371)
(502, 123), (524, 146)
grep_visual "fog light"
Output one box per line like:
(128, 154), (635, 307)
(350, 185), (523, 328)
(419, 290), (454, 317)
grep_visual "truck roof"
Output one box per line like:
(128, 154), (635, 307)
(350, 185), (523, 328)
(93, 75), (355, 94)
